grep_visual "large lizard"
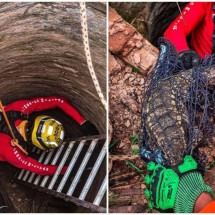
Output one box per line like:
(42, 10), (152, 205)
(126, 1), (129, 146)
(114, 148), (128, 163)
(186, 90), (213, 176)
(142, 65), (215, 166)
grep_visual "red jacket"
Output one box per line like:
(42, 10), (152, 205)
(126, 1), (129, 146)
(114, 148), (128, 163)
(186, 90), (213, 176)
(164, 2), (214, 58)
(0, 96), (85, 175)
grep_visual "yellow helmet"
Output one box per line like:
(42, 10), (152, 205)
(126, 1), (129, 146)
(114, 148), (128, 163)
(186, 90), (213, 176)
(31, 115), (65, 150)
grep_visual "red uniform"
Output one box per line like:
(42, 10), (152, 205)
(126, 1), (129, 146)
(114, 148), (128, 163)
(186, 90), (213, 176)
(165, 4), (215, 211)
(164, 2), (214, 59)
(0, 96), (85, 175)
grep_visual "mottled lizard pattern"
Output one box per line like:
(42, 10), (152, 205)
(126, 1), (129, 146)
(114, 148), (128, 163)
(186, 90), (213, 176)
(144, 70), (192, 166)
(140, 39), (215, 167)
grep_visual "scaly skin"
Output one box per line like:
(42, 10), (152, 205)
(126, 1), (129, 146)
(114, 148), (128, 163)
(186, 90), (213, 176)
(144, 67), (215, 166)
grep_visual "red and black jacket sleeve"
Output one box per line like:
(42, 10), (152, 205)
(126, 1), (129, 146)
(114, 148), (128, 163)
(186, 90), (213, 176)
(0, 133), (66, 175)
(4, 96), (86, 125)
(164, 3), (207, 53)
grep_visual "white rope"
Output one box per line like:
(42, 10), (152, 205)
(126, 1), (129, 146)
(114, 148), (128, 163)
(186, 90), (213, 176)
(79, 2), (107, 110)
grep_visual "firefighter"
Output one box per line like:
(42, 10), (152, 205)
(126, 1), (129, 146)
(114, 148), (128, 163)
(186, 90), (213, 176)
(164, 2), (214, 69)
(0, 96), (98, 176)
(145, 155), (215, 212)
(145, 5), (215, 210)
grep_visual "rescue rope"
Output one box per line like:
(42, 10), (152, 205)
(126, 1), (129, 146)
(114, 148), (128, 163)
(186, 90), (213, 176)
(176, 2), (186, 26)
(79, 2), (107, 110)
(0, 101), (28, 155)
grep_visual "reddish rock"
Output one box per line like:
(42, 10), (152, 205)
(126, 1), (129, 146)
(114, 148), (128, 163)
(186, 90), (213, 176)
(109, 9), (136, 53)
(109, 8), (158, 75)
(109, 53), (122, 74)
(133, 53), (141, 64)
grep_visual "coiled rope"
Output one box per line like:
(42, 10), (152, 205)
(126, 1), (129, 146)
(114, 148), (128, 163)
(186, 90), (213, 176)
(79, 2), (107, 110)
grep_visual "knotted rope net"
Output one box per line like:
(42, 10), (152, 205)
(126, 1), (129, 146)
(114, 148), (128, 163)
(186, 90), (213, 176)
(139, 38), (215, 172)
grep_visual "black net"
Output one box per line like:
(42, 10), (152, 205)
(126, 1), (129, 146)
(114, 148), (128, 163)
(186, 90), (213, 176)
(139, 38), (215, 172)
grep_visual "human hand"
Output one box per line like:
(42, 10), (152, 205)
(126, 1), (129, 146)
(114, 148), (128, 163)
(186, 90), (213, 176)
(144, 155), (214, 212)
(11, 139), (18, 146)
(178, 50), (201, 70)
(81, 120), (99, 135)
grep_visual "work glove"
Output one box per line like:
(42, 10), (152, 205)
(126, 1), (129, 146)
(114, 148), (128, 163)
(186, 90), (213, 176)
(81, 120), (99, 135)
(144, 155), (214, 213)
(178, 50), (201, 70)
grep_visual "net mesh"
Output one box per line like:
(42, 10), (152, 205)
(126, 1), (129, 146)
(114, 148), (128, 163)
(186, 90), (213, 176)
(139, 38), (215, 172)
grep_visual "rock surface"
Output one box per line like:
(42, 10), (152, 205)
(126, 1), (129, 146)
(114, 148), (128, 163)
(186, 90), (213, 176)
(109, 8), (158, 212)
(109, 8), (157, 145)
(109, 8), (158, 76)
